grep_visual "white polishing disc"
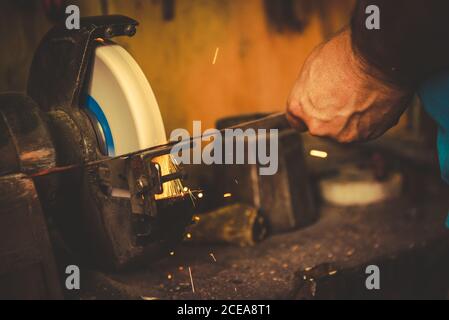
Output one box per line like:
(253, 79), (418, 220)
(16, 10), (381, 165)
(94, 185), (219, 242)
(319, 166), (403, 207)
(85, 41), (167, 156)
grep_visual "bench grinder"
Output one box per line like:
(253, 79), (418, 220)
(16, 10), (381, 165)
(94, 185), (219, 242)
(0, 15), (195, 273)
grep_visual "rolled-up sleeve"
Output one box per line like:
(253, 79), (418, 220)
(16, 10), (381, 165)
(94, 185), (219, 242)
(351, 0), (449, 89)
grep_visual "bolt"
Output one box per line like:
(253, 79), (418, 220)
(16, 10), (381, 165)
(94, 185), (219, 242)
(125, 25), (136, 37)
(104, 26), (114, 38)
(136, 176), (148, 191)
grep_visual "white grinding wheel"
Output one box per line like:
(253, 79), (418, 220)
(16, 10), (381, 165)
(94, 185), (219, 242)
(84, 41), (167, 157)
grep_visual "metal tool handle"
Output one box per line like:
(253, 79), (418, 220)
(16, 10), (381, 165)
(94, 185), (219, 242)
(30, 113), (307, 178)
(229, 112), (308, 132)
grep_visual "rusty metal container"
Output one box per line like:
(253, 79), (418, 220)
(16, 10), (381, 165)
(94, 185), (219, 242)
(216, 114), (317, 233)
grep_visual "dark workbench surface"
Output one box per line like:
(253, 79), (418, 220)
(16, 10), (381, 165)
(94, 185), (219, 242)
(81, 181), (449, 300)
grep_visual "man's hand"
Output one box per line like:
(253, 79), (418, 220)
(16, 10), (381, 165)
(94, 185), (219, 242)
(287, 29), (412, 143)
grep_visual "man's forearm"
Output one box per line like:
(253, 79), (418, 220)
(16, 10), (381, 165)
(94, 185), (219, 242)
(351, 0), (449, 89)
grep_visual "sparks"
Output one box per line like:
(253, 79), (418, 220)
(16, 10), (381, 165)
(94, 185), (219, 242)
(167, 274), (173, 280)
(309, 150), (328, 159)
(186, 233), (192, 239)
(197, 192), (204, 199)
(169, 251), (175, 256)
(212, 47), (220, 65)
(187, 189), (197, 207)
(188, 267), (195, 293)
(193, 215), (201, 222)
(223, 193), (232, 198)
(209, 253), (217, 262)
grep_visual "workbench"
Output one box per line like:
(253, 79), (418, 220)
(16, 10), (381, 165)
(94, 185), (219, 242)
(79, 177), (449, 300)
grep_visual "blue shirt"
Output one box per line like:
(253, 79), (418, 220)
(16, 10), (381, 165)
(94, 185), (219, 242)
(420, 72), (449, 227)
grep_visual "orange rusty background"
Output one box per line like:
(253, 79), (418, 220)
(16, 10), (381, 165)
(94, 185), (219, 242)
(0, 0), (355, 133)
